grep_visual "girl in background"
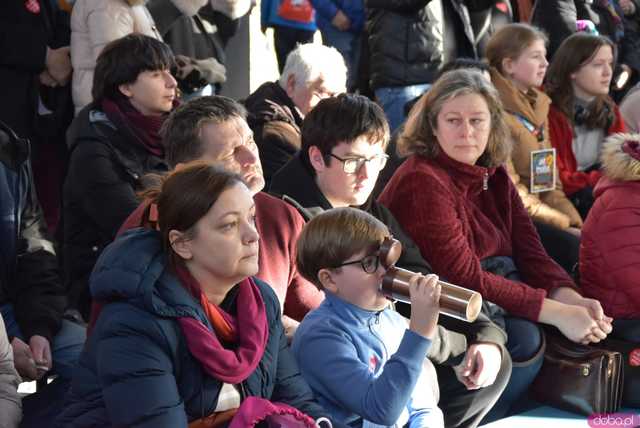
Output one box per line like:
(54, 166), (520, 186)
(486, 23), (583, 275)
(545, 33), (626, 219)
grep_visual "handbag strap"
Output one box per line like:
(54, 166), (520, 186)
(193, 14), (226, 65)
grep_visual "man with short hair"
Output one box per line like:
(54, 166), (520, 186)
(270, 93), (512, 428)
(105, 96), (324, 337)
(244, 43), (347, 187)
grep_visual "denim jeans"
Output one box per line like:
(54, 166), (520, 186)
(320, 26), (361, 91)
(482, 317), (544, 423)
(375, 83), (431, 132)
(611, 319), (640, 342)
(1, 303), (85, 381)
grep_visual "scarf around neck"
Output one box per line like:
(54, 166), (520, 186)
(101, 97), (170, 157)
(174, 264), (269, 384)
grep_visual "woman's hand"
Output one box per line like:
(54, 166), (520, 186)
(557, 305), (603, 343)
(408, 274), (441, 340)
(552, 288), (613, 340)
(454, 343), (502, 390)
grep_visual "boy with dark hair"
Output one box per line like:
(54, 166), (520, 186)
(293, 207), (443, 427)
(63, 34), (177, 319)
(270, 93), (511, 428)
(90, 33), (176, 106)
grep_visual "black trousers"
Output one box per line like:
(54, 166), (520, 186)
(436, 350), (512, 428)
(533, 221), (580, 278)
(273, 25), (315, 73)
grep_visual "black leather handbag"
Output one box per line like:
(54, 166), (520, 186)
(531, 328), (624, 415)
(598, 337), (640, 408)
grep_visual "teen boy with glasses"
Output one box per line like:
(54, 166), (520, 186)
(270, 93), (512, 428)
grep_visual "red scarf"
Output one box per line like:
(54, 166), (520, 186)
(175, 264), (269, 384)
(101, 97), (171, 157)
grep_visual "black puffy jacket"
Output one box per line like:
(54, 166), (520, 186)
(365, 0), (497, 90)
(62, 105), (168, 319)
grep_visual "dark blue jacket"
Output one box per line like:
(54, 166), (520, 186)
(56, 229), (335, 427)
(0, 122), (65, 342)
(311, 0), (365, 33)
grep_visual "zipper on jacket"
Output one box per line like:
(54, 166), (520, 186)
(482, 172), (488, 191)
(368, 312), (388, 364)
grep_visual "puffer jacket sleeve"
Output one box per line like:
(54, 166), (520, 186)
(269, 301), (336, 423)
(96, 308), (188, 427)
(0, 314), (21, 428)
(592, 195), (640, 311)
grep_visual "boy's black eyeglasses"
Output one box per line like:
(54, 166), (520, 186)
(335, 254), (380, 274)
(329, 153), (389, 174)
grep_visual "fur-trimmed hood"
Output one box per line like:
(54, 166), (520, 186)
(601, 133), (640, 182)
(595, 133), (640, 197)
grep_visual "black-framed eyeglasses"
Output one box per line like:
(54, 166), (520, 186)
(335, 254), (380, 274)
(329, 153), (389, 174)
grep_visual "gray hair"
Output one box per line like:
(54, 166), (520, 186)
(278, 43), (347, 93)
(399, 68), (511, 168)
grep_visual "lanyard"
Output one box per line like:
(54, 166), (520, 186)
(510, 112), (545, 143)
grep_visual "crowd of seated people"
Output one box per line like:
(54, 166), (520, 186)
(1, 1), (640, 427)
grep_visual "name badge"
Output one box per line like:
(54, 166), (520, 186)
(530, 148), (556, 193)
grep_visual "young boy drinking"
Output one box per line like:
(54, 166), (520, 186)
(292, 207), (444, 428)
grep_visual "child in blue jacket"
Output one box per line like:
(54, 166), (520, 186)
(292, 207), (444, 428)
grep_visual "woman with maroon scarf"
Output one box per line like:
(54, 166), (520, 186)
(56, 164), (339, 427)
(62, 34), (178, 321)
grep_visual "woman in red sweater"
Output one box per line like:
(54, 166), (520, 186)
(379, 69), (612, 419)
(545, 33), (625, 219)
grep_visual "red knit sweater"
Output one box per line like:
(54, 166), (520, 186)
(89, 192), (323, 332)
(547, 104), (626, 196)
(378, 153), (575, 321)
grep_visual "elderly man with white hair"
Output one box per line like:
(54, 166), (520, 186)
(245, 43), (347, 187)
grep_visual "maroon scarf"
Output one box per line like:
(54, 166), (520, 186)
(175, 265), (269, 384)
(101, 97), (171, 157)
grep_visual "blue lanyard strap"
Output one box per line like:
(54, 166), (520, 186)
(510, 112), (545, 143)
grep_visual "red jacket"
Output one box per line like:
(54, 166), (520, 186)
(379, 153), (575, 321)
(580, 136), (640, 319)
(547, 104), (625, 196)
(89, 192), (323, 331)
